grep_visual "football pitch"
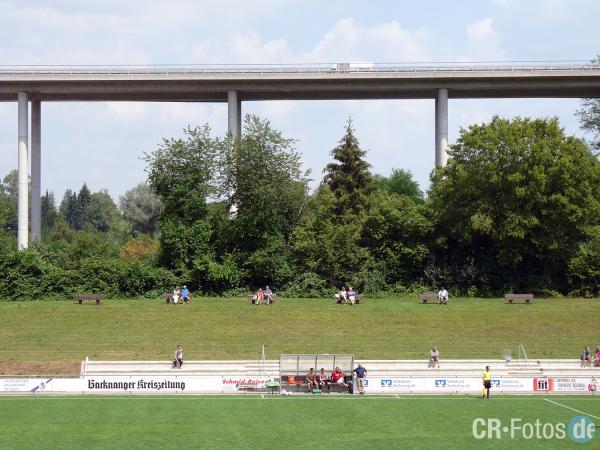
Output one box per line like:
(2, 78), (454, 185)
(1, 395), (598, 449)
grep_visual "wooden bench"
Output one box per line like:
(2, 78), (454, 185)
(505, 293), (533, 304)
(248, 294), (277, 304)
(280, 375), (352, 392)
(335, 294), (364, 304)
(73, 294), (103, 305)
(164, 293), (192, 304)
(419, 294), (438, 304)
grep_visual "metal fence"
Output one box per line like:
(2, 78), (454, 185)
(0, 61), (599, 76)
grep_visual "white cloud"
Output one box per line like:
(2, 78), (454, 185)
(464, 17), (504, 60)
(308, 18), (430, 62)
(230, 31), (292, 63)
(466, 17), (496, 40)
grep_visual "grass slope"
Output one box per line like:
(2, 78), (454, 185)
(0, 297), (599, 372)
(0, 396), (598, 449)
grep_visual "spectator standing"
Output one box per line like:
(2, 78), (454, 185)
(438, 287), (449, 305)
(353, 364), (367, 395)
(181, 286), (190, 304)
(172, 345), (183, 369)
(429, 346), (440, 368)
(482, 366), (491, 399)
(595, 347), (600, 367)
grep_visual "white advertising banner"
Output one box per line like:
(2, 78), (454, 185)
(364, 377), (535, 394)
(1, 375), (597, 395)
(553, 377), (596, 392)
(84, 376), (222, 393)
(0, 378), (54, 393)
(496, 378), (531, 393)
(221, 377), (273, 393)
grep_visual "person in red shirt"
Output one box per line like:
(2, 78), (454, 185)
(330, 367), (348, 388)
(255, 288), (264, 305)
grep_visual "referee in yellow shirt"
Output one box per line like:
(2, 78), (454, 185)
(482, 366), (491, 399)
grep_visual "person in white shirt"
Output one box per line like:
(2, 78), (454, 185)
(429, 346), (440, 368)
(347, 286), (357, 304)
(438, 288), (448, 305)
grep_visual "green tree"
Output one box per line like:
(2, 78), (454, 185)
(59, 189), (79, 229)
(220, 116), (310, 286)
(429, 116), (600, 294)
(0, 170), (18, 233)
(576, 56), (600, 153)
(373, 169), (424, 203)
(323, 119), (373, 217)
(84, 190), (120, 232)
(119, 182), (162, 235)
(144, 125), (218, 278)
(40, 190), (57, 235)
(569, 226), (600, 297)
(362, 192), (432, 285)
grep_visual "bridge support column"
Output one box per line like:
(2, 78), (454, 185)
(227, 90), (241, 138)
(31, 100), (41, 241)
(435, 88), (448, 168)
(17, 92), (29, 249)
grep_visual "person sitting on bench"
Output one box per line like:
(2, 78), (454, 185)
(437, 287), (448, 305)
(255, 288), (264, 305)
(429, 346), (440, 368)
(264, 286), (274, 304)
(181, 286), (190, 304)
(335, 287), (347, 304)
(317, 368), (329, 390)
(347, 286), (357, 304)
(330, 367), (348, 389)
(306, 368), (318, 392)
(172, 286), (181, 304)
(172, 345), (183, 368)
(581, 346), (593, 367)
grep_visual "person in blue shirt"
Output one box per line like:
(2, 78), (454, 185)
(353, 364), (367, 395)
(181, 286), (191, 304)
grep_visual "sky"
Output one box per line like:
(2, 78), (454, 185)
(0, 0), (599, 203)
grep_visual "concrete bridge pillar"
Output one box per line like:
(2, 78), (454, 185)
(17, 92), (29, 249)
(435, 88), (449, 168)
(31, 99), (41, 241)
(228, 90), (241, 138)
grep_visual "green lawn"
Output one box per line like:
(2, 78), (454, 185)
(0, 297), (599, 371)
(0, 395), (598, 449)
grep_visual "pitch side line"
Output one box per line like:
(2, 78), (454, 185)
(1, 395), (593, 401)
(545, 398), (600, 420)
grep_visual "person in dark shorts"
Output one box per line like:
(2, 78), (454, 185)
(172, 345), (183, 369)
(306, 368), (318, 392)
(317, 368), (329, 390)
(482, 366), (491, 399)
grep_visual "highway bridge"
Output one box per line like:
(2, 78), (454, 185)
(2, 61), (599, 248)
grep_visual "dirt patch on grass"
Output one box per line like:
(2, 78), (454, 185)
(0, 361), (80, 376)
